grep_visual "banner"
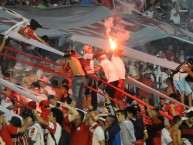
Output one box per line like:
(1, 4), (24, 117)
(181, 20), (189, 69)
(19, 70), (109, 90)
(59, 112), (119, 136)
(1, 6), (191, 69)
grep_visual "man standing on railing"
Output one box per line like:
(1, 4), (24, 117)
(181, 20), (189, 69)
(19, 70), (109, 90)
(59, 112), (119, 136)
(111, 47), (126, 108)
(94, 54), (119, 106)
(82, 45), (107, 110)
(63, 50), (85, 109)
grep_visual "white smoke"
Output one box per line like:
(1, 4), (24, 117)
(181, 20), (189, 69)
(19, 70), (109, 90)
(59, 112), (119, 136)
(104, 15), (130, 48)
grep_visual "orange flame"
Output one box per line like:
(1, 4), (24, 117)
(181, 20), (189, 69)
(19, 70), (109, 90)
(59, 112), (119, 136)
(109, 37), (117, 51)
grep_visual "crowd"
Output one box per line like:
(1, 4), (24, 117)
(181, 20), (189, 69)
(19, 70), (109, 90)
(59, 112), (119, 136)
(0, 0), (111, 9)
(1, 0), (193, 32)
(1, 2), (193, 145)
(140, 0), (193, 31)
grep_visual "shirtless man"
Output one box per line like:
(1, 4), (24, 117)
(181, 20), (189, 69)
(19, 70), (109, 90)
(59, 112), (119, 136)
(63, 50), (85, 109)
(170, 115), (182, 145)
(22, 66), (37, 87)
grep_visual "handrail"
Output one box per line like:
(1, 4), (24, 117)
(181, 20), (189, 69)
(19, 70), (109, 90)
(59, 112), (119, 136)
(0, 51), (173, 120)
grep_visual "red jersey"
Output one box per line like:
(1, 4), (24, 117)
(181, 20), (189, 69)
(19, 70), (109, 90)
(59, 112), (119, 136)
(0, 125), (18, 145)
(20, 25), (37, 40)
(163, 104), (184, 116)
(70, 123), (89, 145)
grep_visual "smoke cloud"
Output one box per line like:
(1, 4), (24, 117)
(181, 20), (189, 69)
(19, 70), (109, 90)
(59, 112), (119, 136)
(104, 15), (130, 48)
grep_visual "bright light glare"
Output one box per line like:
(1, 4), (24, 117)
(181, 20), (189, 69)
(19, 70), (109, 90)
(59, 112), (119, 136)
(109, 37), (117, 50)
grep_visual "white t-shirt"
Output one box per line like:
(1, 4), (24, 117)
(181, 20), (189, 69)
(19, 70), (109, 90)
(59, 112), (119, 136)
(97, 89), (106, 113)
(47, 122), (62, 145)
(28, 123), (44, 145)
(161, 128), (172, 145)
(170, 8), (181, 24)
(111, 55), (126, 80)
(100, 59), (119, 83)
(90, 123), (105, 145)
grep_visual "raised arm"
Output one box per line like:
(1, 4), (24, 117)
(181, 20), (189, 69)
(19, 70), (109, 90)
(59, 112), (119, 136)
(61, 102), (79, 121)
(33, 110), (49, 127)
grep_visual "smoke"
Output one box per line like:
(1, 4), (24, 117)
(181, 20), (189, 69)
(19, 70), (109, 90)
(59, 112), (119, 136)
(104, 15), (130, 48)
(104, 17), (114, 38)
(113, 16), (130, 43)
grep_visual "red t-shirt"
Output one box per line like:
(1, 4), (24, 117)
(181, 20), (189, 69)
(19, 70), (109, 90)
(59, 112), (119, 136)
(20, 25), (37, 40)
(70, 123), (89, 145)
(163, 104), (184, 116)
(0, 125), (18, 145)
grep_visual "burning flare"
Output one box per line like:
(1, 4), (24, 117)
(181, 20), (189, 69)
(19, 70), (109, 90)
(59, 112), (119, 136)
(109, 37), (117, 50)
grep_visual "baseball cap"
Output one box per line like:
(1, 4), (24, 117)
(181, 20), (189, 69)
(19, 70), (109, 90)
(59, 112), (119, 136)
(27, 101), (37, 110)
(39, 100), (50, 109)
(39, 76), (48, 84)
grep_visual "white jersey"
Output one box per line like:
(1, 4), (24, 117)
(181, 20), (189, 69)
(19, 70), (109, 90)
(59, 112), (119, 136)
(47, 122), (62, 145)
(90, 122), (105, 145)
(28, 123), (44, 145)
